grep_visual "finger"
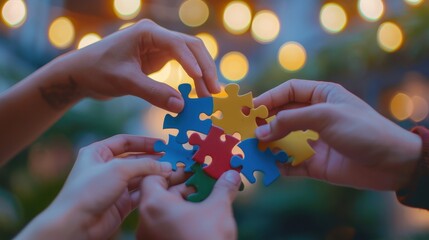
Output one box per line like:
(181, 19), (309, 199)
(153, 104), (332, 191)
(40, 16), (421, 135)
(206, 170), (241, 204)
(254, 79), (332, 111)
(169, 183), (195, 199)
(140, 175), (169, 203)
(86, 135), (160, 158)
(129, 73), (184, 113)
(128, 176), (143, 192)
(130, 190), (141, 210)
(255, 104), (335, 141)
(108, 158), (172, 181)
(167, 166), (192, 186)
(182, 33), (220, 96)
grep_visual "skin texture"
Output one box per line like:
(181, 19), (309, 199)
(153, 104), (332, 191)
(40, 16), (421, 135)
(136, 170), (241, 240)
(0, 19), (220, 164)
(16, 135), (174, 240)
(255, 79), (422, 191)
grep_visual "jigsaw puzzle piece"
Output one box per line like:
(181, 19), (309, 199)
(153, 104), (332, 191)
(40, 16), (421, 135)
(163, 84), (213, 143)
(185, 164), (217, 202)
(231, 138), (289, 186)
(189, 126), (241, 179)
(259, 116), (319, 166)
(154, 135), (196, 172)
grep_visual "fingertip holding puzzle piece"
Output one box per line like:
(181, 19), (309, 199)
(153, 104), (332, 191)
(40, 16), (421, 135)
(154, 83), (319, 201)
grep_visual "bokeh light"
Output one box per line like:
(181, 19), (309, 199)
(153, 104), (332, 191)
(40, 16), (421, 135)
(119, 21), (135, 30)
(358, 0), (384, 22)
(223, 1), (252, 35)
(390, 92), (413, 121)
(149, 60), (183, 89)
(1, 0), (27, 28)
(404, 0), (424, 6)
(113, 0), (141, 20)
(278, 42), (307, 72)
(319, 3), (347, 34)
(251, 10), (280, 44)
(179, 0), (209, 27)
(77, 33), (102, 49)
(48, 17), (75, 49)
(196, 33), (218, 60)
(410, 96), (429, 122)
(377, 22), (404, 53)
(220, 51), (249, 81)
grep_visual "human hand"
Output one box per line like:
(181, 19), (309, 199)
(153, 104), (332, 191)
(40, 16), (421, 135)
(16, 135), (172, 240)
(62, 19), (220, 112)
(136, 170), (241, 240)
(254, 79), (422, 191)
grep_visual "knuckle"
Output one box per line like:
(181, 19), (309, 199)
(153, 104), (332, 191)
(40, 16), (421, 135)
(137, 18), (156, 28)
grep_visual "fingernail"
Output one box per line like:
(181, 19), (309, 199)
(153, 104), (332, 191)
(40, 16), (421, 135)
(195, 66), (203, 77)
(256, 124), (271, 139)
(167, 97), (184, 112)
(160, 162), (172, 173)
(224, 170), (240, 185)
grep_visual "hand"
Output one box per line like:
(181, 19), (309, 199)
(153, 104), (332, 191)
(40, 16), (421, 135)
(136, 170), (241, 240)
(63, 19), (220, 112)
(16, 135), (173, 240)
(254, 79), (422, 191)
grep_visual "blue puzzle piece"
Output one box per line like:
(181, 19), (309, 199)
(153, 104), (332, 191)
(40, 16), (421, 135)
(154, 135), (197, 172)
(163, 84), (213, 143)
(231, 138), (290, 186)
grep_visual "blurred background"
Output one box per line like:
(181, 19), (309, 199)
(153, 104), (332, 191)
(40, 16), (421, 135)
(1, 0), (429, 239)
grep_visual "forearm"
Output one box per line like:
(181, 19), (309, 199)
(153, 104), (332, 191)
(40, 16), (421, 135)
(0, 53), (84, 164)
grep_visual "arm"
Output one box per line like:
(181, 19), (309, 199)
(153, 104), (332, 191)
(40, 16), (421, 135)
(0, 19), (220, 164)
(254, 79), (422, 191)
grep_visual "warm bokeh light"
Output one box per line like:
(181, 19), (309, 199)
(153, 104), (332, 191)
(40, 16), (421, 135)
(358, 0), (384, 22)
(77, 33), (102, 49)
(220, 51), (249, 81)
(404, 0), (424, 6)
(377, 22), (404, 53)
(410, 96), (429, 122)
(319, 3), (347, 34)
(390, 92), (413, 121)
(278, 42), (307, 72)
(196, 33), (218, 60)
(1, 0), (27, 28)
(48, 17), (75, 49)
(113, 0), (141, 20)
(119, 21), (135, 30)
(251, 10), (280, 43)
(149, 60), (183, 89)
(179, 0), (209, 27)
(223, 1), (252, 35)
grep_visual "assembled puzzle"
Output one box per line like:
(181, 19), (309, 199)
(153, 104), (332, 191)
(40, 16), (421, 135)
(154, 83), (319, 202)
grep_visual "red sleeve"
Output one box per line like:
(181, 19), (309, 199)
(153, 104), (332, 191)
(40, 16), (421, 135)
(396, 126), (429, 209)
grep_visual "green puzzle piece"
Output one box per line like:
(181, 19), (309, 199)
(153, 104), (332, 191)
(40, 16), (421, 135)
(186, 164), (217, 202)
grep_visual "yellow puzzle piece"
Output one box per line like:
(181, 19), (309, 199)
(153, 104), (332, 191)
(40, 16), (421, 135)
(259, 117), (319, 166)
(212, 84), (268, 140)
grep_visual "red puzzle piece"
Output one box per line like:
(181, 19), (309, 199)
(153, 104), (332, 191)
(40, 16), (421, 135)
(189, 126), (241, 179)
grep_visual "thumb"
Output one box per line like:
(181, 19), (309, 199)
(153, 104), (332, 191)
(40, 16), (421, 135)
(207, 170), (241, 204)
(130, 72), (185, 113)
(255, 103), (334, 141)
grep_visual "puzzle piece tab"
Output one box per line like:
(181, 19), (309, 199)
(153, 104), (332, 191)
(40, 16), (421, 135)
(163, 84), (213, 143)
(189, 126), (240, 179)
(185, 164), (217, 202)
(212, 84), (268, 140)
(154, 135), (196, 172)
(231, 138), (289, 186)
(259, 116), (319, 166)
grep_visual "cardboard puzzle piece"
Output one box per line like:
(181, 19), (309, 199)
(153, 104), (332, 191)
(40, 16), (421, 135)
(189, 126), (240, 179)
(231, 138), (290, 186)
(154, 134), (196, 172)
(163, 84), (213, 143)
(185, 164), (217, 202)
(259, 116), (319, 166)
(212, 84), (268, 140)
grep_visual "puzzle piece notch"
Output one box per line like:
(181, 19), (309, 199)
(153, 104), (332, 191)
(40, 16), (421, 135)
(231, 138), (289, 186)
(259, 116), (319, 166)
(185, 164), (217, 202)
(154, 134), (196, 172)
(163, 83), (213, 143)
(189, 126), (241, 179)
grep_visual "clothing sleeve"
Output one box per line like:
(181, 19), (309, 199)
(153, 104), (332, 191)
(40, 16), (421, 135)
(396, 126), (429, 210)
